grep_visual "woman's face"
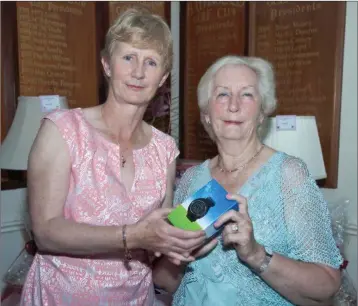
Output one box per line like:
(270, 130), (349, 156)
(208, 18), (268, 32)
(206, 64), (262, 141)
(102, 42), (168, 106)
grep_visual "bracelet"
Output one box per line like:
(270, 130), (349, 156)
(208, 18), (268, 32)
(122, 225), (132, 261)
(257, 246), (273, 274)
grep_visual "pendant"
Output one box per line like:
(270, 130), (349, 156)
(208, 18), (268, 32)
(121, 155), (126, 168)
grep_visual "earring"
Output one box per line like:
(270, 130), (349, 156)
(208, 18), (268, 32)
(206, 118), (211, 125)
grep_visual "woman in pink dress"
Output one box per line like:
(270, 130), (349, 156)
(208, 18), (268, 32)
(20, 9), (206, 306)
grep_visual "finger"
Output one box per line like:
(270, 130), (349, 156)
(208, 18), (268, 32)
(192, 238), (218, 258)
(166, 256), (193, 266)
(214, 210), (240, 228)
(170, 235), (207, 252)
(155, 207), (174, 218)
(162, 240), (198, 256)
(154, 252), (161, 257)
(166, 251), (195, 264)
(222, 222), (239, 236)
(222, 232), (240, 247)
(226, 193), (248, 216)
(163, 244), (191, 256)
(167, 257), (181, 266)
(164, 223), (206, 239)
(139, 208), (172, 221)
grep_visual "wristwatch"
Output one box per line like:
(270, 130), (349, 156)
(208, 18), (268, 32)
(187, 197), (215, 222)
(257, 246), (273, 274)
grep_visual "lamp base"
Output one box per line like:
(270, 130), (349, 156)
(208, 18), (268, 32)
(1, 170), (27, 190)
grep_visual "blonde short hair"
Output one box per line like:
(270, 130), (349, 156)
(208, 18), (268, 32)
(102, 8), (173, 73)
(197, 55), (277, 140)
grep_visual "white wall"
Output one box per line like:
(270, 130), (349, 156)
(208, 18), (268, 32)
(321, 1), (357, 288)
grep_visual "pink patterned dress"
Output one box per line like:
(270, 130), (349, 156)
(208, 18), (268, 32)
(20, 108), (179, 306)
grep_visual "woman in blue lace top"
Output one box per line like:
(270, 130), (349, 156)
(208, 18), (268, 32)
(153, 56), (342, 305)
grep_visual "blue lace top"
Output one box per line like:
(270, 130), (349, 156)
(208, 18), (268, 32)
(172, 152), (343, 306)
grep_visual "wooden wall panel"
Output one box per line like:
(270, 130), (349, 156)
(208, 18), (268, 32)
(16, 2), (98, 108)
(109, 1), (169, 24)
(248, 2), (346, 188)
(180, 2), (247, 160)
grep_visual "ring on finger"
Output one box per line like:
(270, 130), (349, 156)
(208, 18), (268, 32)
(231, 223), (239, 232)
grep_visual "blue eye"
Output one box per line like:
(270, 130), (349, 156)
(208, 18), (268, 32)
(242, 92), (253, 97)
(147, 60), (157, 67)
(123, 55), (133, 61)
(218, 92), (229, 97)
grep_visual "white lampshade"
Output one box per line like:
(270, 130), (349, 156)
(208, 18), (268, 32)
(0, 96), (68, 170)
(262, 116), (327, 180)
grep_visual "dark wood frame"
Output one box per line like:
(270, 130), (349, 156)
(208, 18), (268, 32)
(324, 3), (346, 189)
(248, 2), (346, 189)
(178, 2), (187, 157)
(95, 2), (110, 104)
(1, 2), (19, 142)
(1, 2), (26, 190)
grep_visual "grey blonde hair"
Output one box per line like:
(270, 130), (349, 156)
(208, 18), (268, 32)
(102, 8), (173, 73)
(197, 55), (277, 140)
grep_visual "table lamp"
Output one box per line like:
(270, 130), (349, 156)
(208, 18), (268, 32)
(0, 96), (68, 170)
(262, 116), (327, 180)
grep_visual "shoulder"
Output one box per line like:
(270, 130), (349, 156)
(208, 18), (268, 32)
(275, 153), (320, 195)
(44, 108), (81, 123)
(41, 108), (87, 164)
(150, 125), (180, 163)
(176, 160), (208, 188)
(279, 153), (310, 180)
(182, 162), (205, 179)
(29, 112), (74, 167)
(43, 108), (85, 135)
(151, 125), (177, 147)
(174, 160), (210, 204)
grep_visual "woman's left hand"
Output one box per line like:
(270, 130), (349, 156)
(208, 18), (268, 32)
(214, 194), (263, 264)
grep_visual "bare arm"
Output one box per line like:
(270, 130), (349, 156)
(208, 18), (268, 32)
(247, 248), (341, 305)
(153, 257), (187, 293)
(29, 120), (127, 255)
(161, 158), (176, 209)
(30, 121), (205, 257)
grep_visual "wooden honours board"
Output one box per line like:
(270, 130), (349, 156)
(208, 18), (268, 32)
(16, 2), (98, 108)
(181, 2), (247, 160)
(249, 2), (346, 188)
(109, 1), (169, 24)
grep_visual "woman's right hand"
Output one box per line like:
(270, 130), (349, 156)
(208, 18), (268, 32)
(128, 208), (207, 264)
(191, 237), (218, 259)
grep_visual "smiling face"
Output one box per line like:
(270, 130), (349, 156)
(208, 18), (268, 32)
(102, 42), (168, 106)
(206, 64), (262, 141)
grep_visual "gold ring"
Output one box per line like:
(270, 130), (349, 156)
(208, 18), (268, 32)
(231, 223), (239, 232)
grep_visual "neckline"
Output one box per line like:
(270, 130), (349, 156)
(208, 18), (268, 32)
(75, 108), (155, 152)
(204, 151), (282, 194)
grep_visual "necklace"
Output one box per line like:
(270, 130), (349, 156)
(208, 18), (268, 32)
(217, 144), (264, 173)
(101, 106), (129, 168)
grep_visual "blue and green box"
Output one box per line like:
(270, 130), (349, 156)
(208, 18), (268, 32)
(168, 179), (238, 238)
